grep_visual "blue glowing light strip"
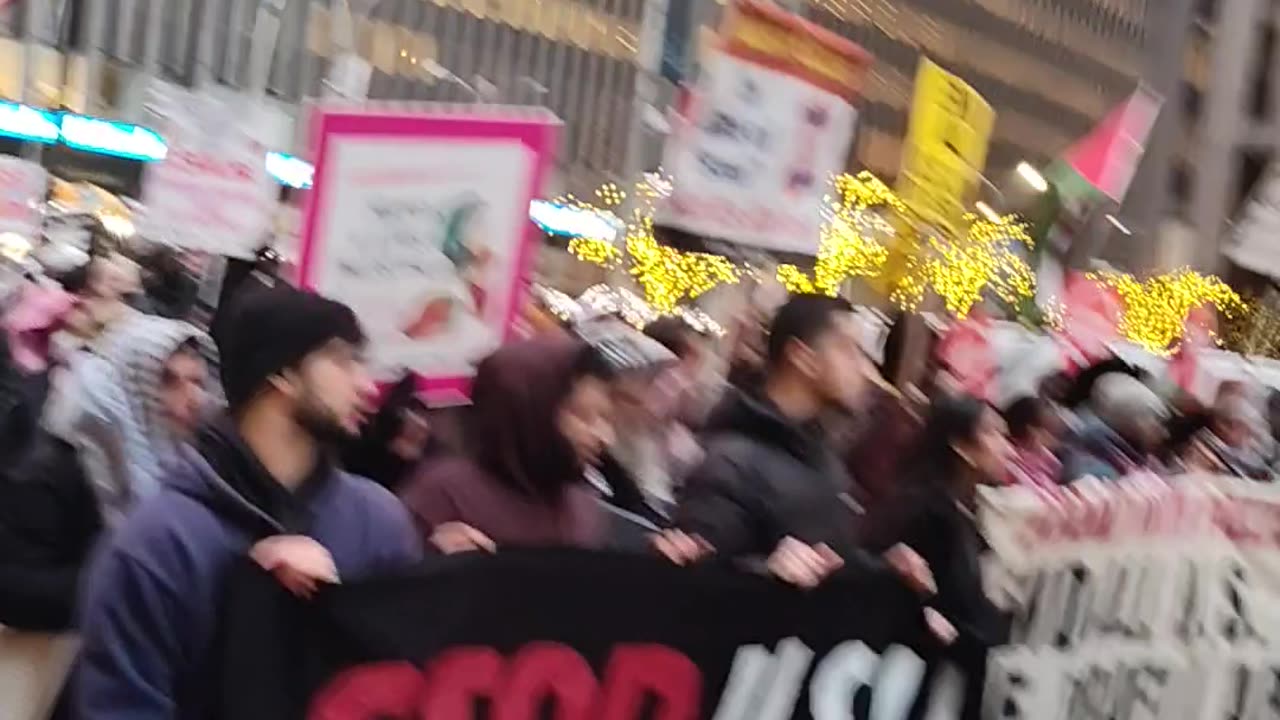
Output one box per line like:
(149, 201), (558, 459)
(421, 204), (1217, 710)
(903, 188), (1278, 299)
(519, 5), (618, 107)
(0, 101), (317, 188)
(0, 100), (60, 144)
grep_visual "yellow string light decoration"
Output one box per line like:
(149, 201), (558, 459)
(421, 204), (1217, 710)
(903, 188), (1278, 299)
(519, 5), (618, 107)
(776, 172), (897, 295)
(564, 172), (741, 313)
(889, 213), (1036, 317)
(1090, 268), (1245, 354)
(567, 237), (623, 266)
(625, 215), (740, 313)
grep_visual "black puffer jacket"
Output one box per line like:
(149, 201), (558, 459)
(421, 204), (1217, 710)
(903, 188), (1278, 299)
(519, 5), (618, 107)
(676, 389), (867, 561)
(0, 431), (102, 630)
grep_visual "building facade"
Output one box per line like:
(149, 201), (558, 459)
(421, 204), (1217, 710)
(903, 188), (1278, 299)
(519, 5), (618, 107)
(1, 1), (1153, 207)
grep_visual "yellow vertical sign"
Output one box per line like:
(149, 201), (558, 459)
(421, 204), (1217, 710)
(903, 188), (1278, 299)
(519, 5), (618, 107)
(897, 58), (995, 236)
(871, 58), (994, 297)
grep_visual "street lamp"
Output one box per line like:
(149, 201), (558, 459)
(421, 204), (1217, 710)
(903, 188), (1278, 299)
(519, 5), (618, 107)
(1105, 214), (1131, 235)
(1016, 161), (1049, 193)
(975, 200), (1002, 224)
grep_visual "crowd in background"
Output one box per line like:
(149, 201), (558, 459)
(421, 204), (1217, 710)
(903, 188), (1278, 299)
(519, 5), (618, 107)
(2, 245), (1280, 718)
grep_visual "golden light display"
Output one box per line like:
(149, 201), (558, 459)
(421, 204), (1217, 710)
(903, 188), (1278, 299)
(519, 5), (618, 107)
(887, 212), (1036, 318)
(569, 171), (1034, 319)
(625, 216), (741, 313)
(1090, 268), (1245, 354)
(776, 172), (898, 295)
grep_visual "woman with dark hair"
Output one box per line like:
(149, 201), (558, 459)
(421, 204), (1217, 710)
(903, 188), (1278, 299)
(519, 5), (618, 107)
(1003, 396), (1062, 490)
(399, 337), (616, 551)
(860, 395), (1011, 718)
(342, 374), (436, 492)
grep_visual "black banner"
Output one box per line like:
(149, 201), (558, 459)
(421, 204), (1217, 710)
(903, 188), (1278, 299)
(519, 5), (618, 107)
(216, 550), (979, 719)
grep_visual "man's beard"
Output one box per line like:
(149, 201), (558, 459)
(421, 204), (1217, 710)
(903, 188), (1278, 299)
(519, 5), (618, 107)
(293, 393), (358, 448)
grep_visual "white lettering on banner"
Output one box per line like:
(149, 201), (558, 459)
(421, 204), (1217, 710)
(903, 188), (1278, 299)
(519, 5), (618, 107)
(712, 638), (958, 720)
(980, 477), (1280, 719)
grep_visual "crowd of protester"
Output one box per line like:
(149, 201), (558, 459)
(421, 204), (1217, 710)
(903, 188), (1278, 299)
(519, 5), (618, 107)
(3, 247), (1280, 719)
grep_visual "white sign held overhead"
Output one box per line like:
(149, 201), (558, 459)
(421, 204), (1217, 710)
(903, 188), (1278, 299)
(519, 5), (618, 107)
(0, 156), (47, 238)
(656, 2), (870, 255)
(140, 84), (277, 259)
(1225, 163), (1280, 280)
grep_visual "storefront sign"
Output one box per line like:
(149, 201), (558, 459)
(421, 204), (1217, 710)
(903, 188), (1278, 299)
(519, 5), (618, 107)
(299, 107), (558, 403)
(0, 100), (59, 144)
(657, 0), (870, 255)
(897, 58), (994, 238)
(59, 113), (168, 161)
(529, 199), (622, 241)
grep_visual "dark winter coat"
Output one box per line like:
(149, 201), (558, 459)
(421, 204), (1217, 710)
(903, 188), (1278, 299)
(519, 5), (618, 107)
(676, 389), (868, 561)
(0, 431), (102, 631)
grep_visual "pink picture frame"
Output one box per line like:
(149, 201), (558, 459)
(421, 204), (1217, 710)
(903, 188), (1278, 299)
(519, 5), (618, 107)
(298, 107), (559, 405)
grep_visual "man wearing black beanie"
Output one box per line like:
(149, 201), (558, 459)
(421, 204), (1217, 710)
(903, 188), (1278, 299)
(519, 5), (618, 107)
(72, 285), (423, 720)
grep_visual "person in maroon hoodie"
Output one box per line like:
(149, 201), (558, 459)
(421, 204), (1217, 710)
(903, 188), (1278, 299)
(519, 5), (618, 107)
(400, 336), (617, 551)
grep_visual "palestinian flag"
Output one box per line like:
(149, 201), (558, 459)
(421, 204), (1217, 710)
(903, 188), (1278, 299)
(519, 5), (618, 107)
(1045, 84), (1163, 208)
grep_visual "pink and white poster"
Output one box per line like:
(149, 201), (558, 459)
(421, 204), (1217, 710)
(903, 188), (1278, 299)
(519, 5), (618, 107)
(299, 107), (559, 403)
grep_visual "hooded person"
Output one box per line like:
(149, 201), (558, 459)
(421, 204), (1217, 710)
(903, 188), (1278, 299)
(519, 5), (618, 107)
(71, 285), (422, 720)
(400, 335), (617, 550)
(341, 372), (437, 492)
(43, 313), (212, 527)
(1059, 372), (1169, 482)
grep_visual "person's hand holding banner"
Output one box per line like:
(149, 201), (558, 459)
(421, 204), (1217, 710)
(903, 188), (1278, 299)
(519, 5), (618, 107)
(651, 529), (714, 565)
(429, 522), (496, 555)
(884, 543), (937, 595)
(249, 535), (340, 599)
(766, 537), (843, 589)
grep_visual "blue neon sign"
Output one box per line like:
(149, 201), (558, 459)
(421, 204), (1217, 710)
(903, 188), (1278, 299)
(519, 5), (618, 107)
(0, 100), (60, 144)
(265, 151), (313, 189)
(58, 113), (168, 161)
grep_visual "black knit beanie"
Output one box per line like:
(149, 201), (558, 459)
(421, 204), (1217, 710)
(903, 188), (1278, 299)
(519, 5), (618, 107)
(216, 284), (365, 412)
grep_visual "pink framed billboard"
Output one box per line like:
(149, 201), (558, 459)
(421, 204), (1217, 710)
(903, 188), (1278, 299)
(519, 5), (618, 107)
(298, 107), (559, 405)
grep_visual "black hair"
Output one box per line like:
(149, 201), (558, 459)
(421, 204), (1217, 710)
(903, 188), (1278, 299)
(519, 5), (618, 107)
(571, 342), (618, 383)
(908, 394), (990, 491)
(1061, 357), (1143, 409)
(765, 294), (854, 369)
(879, 310), (907, 383)
(643, 317), (698, 359)
(1004, 396), (1048, 444)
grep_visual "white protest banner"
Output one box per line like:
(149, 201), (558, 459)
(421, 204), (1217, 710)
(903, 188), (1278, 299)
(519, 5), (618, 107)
(299, 105), (559, 404)
(656, 0), (870, 255)
(0, 156), (47, 237)
(140, 83), (276, 259)
(979, 477), (1280, 719)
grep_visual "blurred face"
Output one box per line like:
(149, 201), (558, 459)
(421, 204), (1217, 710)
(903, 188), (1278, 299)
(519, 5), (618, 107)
(557, 375), (615, 468)
(799, 313), (873, 411)
(610, 373), (656, 430)
(282, 339), (377, 443)
(958, 408), (1013, 484)
(389, 407), (431, 461)
(159, 348), (208, 438)
(1215, 414), (1253, 449)
(1123, 412), (1168, 454)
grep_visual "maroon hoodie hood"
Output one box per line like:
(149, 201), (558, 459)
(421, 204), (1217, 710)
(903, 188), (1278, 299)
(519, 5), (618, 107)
(468, 336), (594, 497)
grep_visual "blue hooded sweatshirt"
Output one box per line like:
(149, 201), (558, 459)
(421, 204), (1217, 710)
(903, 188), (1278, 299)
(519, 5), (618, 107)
(72, 436), (423, 720)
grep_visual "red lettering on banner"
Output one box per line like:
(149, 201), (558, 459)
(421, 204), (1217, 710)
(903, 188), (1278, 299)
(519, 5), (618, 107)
(419, 647), (504, 717)
(496, 643), (597, 720)
(309, 643), (704, 719)
(597, 645), (700, 720)
(308, 661), (423, 720)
